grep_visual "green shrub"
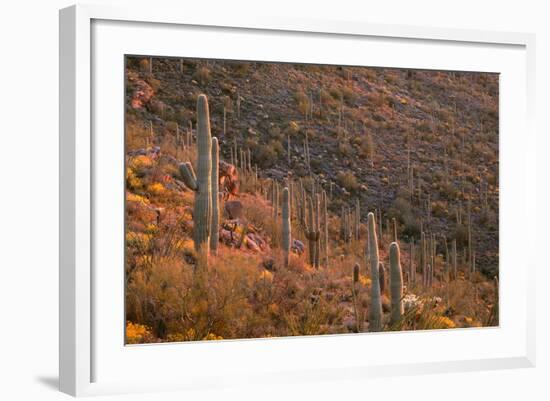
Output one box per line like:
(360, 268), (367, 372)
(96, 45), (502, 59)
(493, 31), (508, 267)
(337, 171), (359, 192)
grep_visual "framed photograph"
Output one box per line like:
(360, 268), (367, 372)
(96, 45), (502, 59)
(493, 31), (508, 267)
(59, 4), (536, 397)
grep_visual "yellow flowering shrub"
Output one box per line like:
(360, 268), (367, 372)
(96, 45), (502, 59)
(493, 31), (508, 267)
(126, 168), (143, 190)
(126, 231), (151, 248)
(203, 333), (224, 341)
(126, 191), (149, 205)
(434, 316), (456, 329)
(130, 155), (154, 169)
(147, 182), (167, 196)
(126, 322), (154, 344)
(259, 269), (273, 282)
(359, 276), (371, 287)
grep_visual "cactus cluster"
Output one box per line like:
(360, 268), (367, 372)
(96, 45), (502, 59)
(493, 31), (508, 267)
(340, 200), (361, 243)
(179, 90), (484, 325)
(305, 193), (321, 268)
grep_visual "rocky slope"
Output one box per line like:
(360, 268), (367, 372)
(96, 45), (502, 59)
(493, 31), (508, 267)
(125, 56), (499, 276)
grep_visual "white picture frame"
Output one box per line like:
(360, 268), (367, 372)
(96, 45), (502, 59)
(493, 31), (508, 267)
(59, 4), (536, 397)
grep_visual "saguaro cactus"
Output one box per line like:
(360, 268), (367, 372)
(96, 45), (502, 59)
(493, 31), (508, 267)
(351, 263), (363, 332)
(367, 212), (382, 332)
(389, 242), (404, 324)
(210, 137), (219, 254)
(420, 231), (428, 286)
(321, 190), (329, 268)
(314, 193), (321, 267)
(305, 195), (320, 268)
(452, 239), (458, 279)
(179, 94), (213, 261)
(282, 187), (291, 266)
(392, 218), (398, 242)
(409, 240), (415, 285)
(355, 198), (360, 241)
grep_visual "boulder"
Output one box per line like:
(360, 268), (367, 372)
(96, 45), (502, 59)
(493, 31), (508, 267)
(291, 239), (305, 254)
(224, 200), (243, 220)
(247, 232), (267, 251)
(129, 76), (154, 109)
(246, 235), (261, 252)
(219, 161), (239, 199)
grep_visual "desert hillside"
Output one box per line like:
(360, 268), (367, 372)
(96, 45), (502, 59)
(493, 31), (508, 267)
(124, 56), (499, 343)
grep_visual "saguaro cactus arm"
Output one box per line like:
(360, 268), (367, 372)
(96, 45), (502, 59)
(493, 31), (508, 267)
(179, 162), (198, 191)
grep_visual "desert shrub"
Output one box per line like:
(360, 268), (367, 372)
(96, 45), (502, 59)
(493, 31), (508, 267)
(328, 86), (342, 100)
(129, 155), (154, 174)
(255, 140), (283, 168)
(453, 223), (469, 247)
(320, 88), (335, 108)
(268, 125), (283, 140)
(337, 171), (359, 192)
(384, 73), (396, 84)
(388, 196), (420, 239)
(149, 100), (166, 117)
(431, 200), (448, 218)
(284, 296), (330, 336)
(194, 66), (211, 85)
(387, 299), (456, 332)
(293, 89), (309, 116)
(285, 121), (300, 136)
(269, 139), (284, 155)
(231, 62), (250, 76)
(354, 133), (374, 158)
(340, 85), (358, 105)
(177, 106), (194, 124)
(145, 76), (161, 92)
(415, 119), (431, 133)
(126, 322), (155, 344)
(139, 58), (150, 74)
(439, 180), (459, 201)
(366, 91), (385, 107)
(338, 141), (353, 157)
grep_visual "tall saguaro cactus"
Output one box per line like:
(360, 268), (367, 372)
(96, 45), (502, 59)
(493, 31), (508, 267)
(409, 240), (415, 285)
(210, 137), (219, 254)
(314, 193), (321, 267)
(421, 231), (427, 286)
(179, 94), (212, 262)
(282, 187), (291, 266)
(367, 212), (382, 332)
(321, 190), (329, 268)
(389, 242), (404, 324)
(452, 239), (458, 279)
